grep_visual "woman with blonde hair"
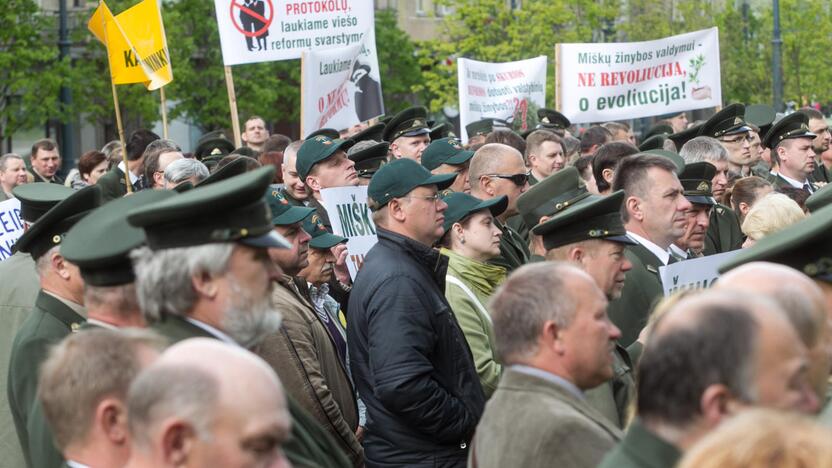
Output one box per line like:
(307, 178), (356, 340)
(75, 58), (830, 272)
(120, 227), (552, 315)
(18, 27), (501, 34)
(678, 409), (832, 468)
(741, 192), (806, 248)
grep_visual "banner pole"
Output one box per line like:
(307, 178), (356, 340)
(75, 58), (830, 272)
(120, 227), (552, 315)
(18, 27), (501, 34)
(160, 86), (169, 139)
(554, 44), (561, 111)
(111, 80), (132, 193)
(300, 52), (305, 139)
(224, 66), (242, 147)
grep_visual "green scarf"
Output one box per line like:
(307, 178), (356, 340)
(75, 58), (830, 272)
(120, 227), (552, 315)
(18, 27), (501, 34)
(441, 248), (507, 300)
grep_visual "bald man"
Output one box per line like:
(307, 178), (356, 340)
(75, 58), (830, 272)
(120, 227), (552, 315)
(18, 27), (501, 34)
(124, 339), (291, 468)
(469, 143), (530, 271)
(280, 141), (309, 207)
(717, 262), (832, 413)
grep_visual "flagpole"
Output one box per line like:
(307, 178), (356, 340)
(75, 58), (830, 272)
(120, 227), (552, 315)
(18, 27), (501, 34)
(224, 66), (241, 147)
(300, 52), (305, 139)
(99, 1), (132, 193)
(160, 86), (169, 139)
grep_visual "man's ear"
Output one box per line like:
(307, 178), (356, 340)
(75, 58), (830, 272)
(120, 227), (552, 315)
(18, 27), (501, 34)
(161, 420), (196, 466)
(480, 175), (496, 197)
(625, 196), (644, 222)
(97, 398), (129, 445)
(305, 175), (321, 192)
(700, 383), (735, 429)
(602, 168), (615, 184)
(387, 198), (407, 222)
(52, 252), (71, 280)
(191, 271), (219, 300)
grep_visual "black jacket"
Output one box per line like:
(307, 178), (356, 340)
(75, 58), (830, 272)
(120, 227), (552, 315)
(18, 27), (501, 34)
(347, 228), (485, 468)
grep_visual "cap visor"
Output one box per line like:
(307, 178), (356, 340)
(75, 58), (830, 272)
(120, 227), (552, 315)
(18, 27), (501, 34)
(402, 128), (431, 137)
(724, 125), (752, 135)
(445, 150), (474, 165)
(607, 233), (639, 246)
(310, 234), (348, 250)
(272, 206), (315, 226)
(239, 230), (291, 249)
(421, 172), (459, 191)
(686, 195), (717, 206)
(475, 195), (508, 218)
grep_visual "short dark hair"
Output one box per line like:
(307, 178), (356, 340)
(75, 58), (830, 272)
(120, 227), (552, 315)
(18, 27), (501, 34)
(258, 151), (284, 184)
(485, 130), (526, 155)
(800, 107), (824, 121)
(262, 134), (292, 153)
(612, 154), (678, 222)
(31, 139), (57, 159)
(776, 185), (810, 212)
(125, 129), (160, 161)
(637, 303), (757, 425)
(580, 126), (612, 154)
(77, 151), (107, 177)
(592, 142), (639, 192)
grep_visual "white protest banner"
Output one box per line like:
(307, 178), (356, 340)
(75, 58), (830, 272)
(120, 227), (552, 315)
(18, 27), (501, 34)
(556, 27), (721, 123)
(457, 56), (547, 143)
(319, 186), (377, 280)
(0, 199), (24, 262)
(301, 29), (383, 137)
(213, 0), (374, 66)
(659, 250), (740, 297)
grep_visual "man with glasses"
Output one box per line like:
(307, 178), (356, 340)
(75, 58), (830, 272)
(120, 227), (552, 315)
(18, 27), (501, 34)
(348, 158), (485, 467)
(421, 138), (474, 194)
(800, 108), (831, 184)
(469, 143), (531, 271)
(700, 103), (754, 176)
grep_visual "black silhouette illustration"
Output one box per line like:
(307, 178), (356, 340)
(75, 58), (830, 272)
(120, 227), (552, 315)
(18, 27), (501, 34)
(351, 61), (383, 121)
(240, 0), (269, 51)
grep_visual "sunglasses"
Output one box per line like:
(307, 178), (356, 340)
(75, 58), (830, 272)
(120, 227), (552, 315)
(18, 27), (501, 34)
(486, 172), (530, 186)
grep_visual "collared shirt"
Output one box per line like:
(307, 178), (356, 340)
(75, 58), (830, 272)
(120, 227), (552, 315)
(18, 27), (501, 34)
(510, 364), (583, 400)
(85, 318), (118, 330)
(626, 231), (671, 266)
(43, 291), (87, 319)
(117, 161), (140, 185)
(777, 172), (814, 192)
(66, 461), (91, 468)
(183, 317), (238, 345)
(668, 244), (688, 261)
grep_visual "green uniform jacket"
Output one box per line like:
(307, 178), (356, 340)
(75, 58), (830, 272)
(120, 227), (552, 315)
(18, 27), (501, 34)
(584, 344), (636, 429)
(489, 219), (529, 273)
(8, 290), (85, 468)
(95, 167), (130, 202)
(813, 163), (831, 184)
(598, 419), (681, 468)
(470, 368), (622, 468)
(768, 173), (818, 192)
(151, 314), (353, 468)
(280, 188), (308, 207)
(607, 243), (663, 347)
(703, 203), (743, 256)
(442, 249), (505, 399)
(0, 252), (38, 468)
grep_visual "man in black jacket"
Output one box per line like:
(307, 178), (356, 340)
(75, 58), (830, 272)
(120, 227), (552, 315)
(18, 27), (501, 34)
(347, 158), (485, 467)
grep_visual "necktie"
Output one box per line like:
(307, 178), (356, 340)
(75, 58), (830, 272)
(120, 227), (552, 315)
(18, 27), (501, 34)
(803, 183), (813, 193)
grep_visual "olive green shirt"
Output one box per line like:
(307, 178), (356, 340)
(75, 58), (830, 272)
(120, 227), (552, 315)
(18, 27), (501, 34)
(598, 419), (681, 468)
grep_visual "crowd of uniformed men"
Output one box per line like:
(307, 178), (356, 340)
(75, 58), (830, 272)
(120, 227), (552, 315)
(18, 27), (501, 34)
(1, 100), (832, 468)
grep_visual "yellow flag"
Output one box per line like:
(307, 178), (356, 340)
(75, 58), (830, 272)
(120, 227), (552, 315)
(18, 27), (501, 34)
(88, 0), (173, 90)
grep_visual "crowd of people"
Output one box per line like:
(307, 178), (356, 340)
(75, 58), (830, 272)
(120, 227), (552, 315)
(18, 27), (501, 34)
(0, 101), (832, 468)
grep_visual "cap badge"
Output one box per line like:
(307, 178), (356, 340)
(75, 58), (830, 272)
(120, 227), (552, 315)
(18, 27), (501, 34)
(541, 117), (550, 123)
(733, 117), (742, 125)
(52, 235), (61, 244)
(697, 181), (710, 191)
(414, 119), (424, 127)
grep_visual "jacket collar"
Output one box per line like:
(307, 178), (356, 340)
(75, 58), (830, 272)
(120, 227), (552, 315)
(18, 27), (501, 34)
(627, 242), (663, 277)
(441, 248), (506, 297)
(36, 290), (85, 330)
(377, 227), (448, 288)
(619, 419), (681, 468)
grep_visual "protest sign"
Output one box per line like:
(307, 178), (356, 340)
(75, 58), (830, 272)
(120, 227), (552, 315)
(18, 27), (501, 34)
(213, 0), (374, 66)
(319, 186), (377, 280)
(301, 29), (383, 137)
(659, 250), (740, 297)
(457, 56), (547, 143)
(556, 28), (721, 123)
(88, 0), (173, 90)
(0, 199), (24, 262)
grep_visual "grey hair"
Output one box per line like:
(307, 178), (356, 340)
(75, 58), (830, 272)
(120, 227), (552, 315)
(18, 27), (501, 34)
(680, 136), (728, 163)
(100, 140), (122, 158)
(0, 153), (22, 172)
(127, 364), (218, 450)
(35, 245), (60, 277)
(489, 262), (581, 364)
(83, 283), (141, 320)
(163, 158), (209, 185)
(130, 244), (235, 322)
(142, 138), (181, 156)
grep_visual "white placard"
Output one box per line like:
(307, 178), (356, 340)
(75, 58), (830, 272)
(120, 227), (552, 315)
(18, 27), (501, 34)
(659, 250), (740, 297)
(301, 29), (383, 136)
(0, 199), (24, 262)
(319, 186), (377, 280)
(457, 56), (548, 143)
(557, 28), (721, 123)
(213, 0), (374, 66)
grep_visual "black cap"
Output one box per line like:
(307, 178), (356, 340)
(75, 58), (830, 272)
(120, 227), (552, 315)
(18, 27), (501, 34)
(350, 123), (386, 144)
(762, 111), (816, 150)
(699, 103), (751, 138)
(348, 141), (389, 178)
(679, 161), (717, 205)
(383, 107), (431, 142)
(638, 135), (667, 152)
(668, 124), (703, 151)
(532, 190), (636, 250)
(465, 119), (494, 138)
(516, 166), (592, 229)
(197, 157), (248, 187)
(194, 130), (235, 160)
(745, 104), (776, 136)
(537, 108), (571, 129)
(429, 122), (455, 141)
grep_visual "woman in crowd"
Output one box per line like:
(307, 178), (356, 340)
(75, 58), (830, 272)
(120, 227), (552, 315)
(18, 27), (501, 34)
(741, 192), (806, 248)
(74, 150), (108, 189)
(723, 175), (772, 225)
(439, 192), (507, 398)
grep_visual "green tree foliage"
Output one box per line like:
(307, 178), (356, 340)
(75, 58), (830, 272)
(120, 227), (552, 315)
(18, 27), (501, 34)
(0, 0), (70, 140)
(375, 9), (423, 114)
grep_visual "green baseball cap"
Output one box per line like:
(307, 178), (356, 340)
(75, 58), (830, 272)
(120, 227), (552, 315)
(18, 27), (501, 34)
(61, 190), (176, 287)
(12, 183), (75, 223)
(644, 149), (685, 175)
(699, 103), (751, 138)
(368, 158), (457, 208)
(678, 161), (717, 206)
(265, 188), (315, 226)
(807, 183), (832, 212)
(532, 190), (636, 250)
(303, 213), (347, 249)
(296, 135), (355, 180)
(128, 166), (290, 250)
(14, 185), (102, 260)
(762, 111), (815, 150)
(421, 138), (474, 171)
(719, 203), (832, 280)
(441, 192), (507, 234)
(516, 166), (592, 229)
